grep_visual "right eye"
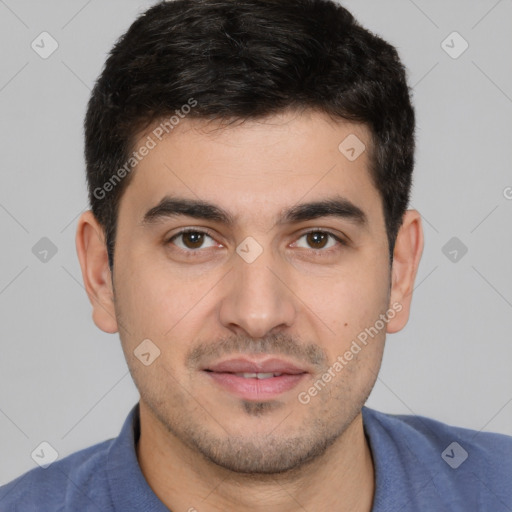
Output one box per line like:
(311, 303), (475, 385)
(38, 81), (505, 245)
(166, 228), (221, 254)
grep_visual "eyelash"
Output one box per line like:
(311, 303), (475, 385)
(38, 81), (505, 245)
(165, 228), (348, 257)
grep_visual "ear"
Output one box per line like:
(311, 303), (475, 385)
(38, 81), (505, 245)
(386, 209), (424, 334)
(75, 210), (118, 334)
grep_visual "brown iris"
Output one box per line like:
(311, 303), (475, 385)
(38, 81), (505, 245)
(181, 231), (205, 249)
(306, 231), (329, 249)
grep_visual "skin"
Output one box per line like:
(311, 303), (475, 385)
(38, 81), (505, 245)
(76, 109), (423, 512)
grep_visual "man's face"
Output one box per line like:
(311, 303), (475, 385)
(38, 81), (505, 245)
(111, 110), (393, 473)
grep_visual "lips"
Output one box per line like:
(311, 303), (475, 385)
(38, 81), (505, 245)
(203, 357), (308, 400)
(205, 357), (307, 375)
(231, 372), (284, 379)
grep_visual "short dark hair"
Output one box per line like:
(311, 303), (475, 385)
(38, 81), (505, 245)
(84, 0), (415, 270)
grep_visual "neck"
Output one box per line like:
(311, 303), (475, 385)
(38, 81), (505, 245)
(136, 402), (375, 512)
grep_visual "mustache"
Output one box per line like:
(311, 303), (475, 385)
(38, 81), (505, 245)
(185, 332), (328, 371)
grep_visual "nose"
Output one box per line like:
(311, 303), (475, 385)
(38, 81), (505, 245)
(218, 244), (297, 339)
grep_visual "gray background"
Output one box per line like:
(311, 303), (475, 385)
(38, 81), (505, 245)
(1, 0), (511, 485)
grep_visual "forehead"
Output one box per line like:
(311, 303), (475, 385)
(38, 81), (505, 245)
(118, 110), (383, 231)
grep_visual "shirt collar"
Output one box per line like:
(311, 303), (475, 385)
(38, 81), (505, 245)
(105, 403), (433, 511)
(362, 406), (437, 511)
(106, 402), (169, 511)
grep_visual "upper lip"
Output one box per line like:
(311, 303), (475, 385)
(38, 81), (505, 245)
(204, 357), (309, 375)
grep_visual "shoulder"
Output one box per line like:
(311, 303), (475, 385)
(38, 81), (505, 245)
(362, 407), (512, 510)
(0, 438), (114, 512)
(363, 406), (512, 463)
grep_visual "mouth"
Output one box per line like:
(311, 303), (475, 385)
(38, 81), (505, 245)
(202, 357), (309, 401)
(223, 372), (289, 379)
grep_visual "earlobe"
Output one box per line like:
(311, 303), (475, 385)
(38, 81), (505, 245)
(75, 210), (119, 334)
(386, 209), (424, 334)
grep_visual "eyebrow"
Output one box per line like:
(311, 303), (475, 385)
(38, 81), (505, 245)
(141, 194), (368, 229)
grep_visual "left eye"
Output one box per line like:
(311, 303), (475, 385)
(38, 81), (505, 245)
(293, 231), (343, 251)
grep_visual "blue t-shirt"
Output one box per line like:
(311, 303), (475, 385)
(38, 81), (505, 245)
(1, 403), (511, 511)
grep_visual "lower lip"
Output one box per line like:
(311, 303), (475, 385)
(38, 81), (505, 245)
(205, 372), (307, 400)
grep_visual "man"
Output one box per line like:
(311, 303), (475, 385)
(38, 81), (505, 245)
(1, 0), (511, 510)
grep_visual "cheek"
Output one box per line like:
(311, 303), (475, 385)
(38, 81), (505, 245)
(112, 253), (170, 342)
(114, 251), (218, 350)
(306, 262), (389, 331)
